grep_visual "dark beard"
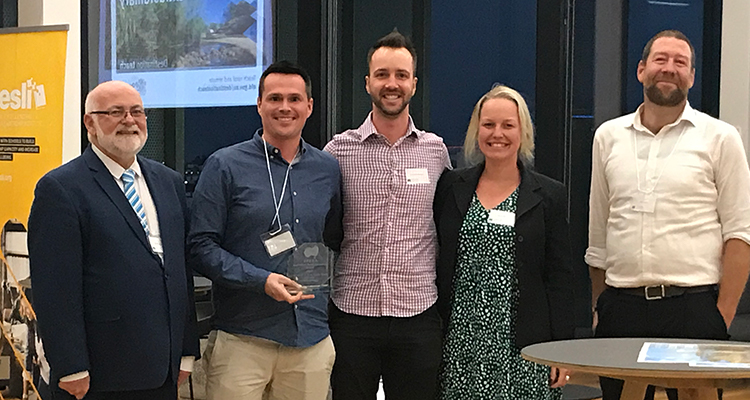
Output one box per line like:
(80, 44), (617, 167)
(645, 84), (687, 107)
(371, 92), (410, 117)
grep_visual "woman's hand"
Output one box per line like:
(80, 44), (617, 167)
(549, 367), (570, 388)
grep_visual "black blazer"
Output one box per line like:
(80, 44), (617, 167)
(28, 146), (200, 391)
(433, 162), (575, 348)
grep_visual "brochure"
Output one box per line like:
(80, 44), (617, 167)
(637, 342), (750, 368)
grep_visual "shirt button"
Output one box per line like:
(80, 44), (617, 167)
(293, 191), (297, 196)
(295, 219), (300, 224)
(274, 149), (279, 154)
(517, 236), (524, 243)
(294, 305), (298, 309)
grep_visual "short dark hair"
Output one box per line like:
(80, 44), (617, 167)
(258, 60), (313, 99)
(367, 29), (417, 74)
(641, 30), (696, 70)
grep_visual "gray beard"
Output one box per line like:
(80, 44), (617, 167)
(645, 84), (687, 107)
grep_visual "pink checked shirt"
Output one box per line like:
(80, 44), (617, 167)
(324, 114), (451, 317)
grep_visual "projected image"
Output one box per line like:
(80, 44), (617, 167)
(116, 0), (258, 71)
(100, 0), (272, 108)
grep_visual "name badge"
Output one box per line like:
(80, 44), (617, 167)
(148, 235), (164, 254)
(488, 209), (515, 226)
(405, 168), (430, 184)
(260, 224), (297, 257)
(632, 192), (656, 213)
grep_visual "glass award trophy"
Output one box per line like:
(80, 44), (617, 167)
(287, 243), (332, 294)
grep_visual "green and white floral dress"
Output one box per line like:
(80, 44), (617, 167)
(440, 190), (561, 400)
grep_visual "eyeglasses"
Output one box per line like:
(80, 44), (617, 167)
(90, 107), (147, 119)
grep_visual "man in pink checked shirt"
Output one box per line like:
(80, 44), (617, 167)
(324, 30), (451, 400)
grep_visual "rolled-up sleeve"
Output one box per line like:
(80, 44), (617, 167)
(714, 127), (750, 245)
(586, 130), (609, 269)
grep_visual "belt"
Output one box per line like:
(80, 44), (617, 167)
(611, 284), (717, 300)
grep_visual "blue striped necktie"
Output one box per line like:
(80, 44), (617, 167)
(121, 169), (150, 235)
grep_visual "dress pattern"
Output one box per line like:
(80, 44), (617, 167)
(440, 190), (561, 400)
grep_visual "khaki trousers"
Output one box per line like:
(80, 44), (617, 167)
(204, 330), (335, 400)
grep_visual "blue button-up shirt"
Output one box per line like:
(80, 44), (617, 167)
(188, 131), (341, 347)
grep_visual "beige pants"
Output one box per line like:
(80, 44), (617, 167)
(204, 330), (335, 400)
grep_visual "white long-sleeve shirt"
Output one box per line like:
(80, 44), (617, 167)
(586, 102), (750, 288)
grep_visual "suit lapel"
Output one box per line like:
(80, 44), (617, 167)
(453, 164), (484, 215)
(83, 147), (151, 250)
(516, 165), (542, 219)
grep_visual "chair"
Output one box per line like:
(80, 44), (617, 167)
(188, 276), (214, 400)
(562, 384), (602, 400)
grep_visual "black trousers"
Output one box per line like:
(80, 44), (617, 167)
(595, 287), (728, 400)
(50, 374), (177, 400)
(329, 302), (443, 400)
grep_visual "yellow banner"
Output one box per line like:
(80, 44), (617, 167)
(0, 27), (68, 227)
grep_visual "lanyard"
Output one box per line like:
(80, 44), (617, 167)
(263, 137), (297, 232)
(632, 124), (687, 194)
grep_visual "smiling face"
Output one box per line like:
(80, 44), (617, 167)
(84, 81), (148, 168)
(257, 73), (313, 144)
(477, 98), (522, 165)
(365, 47), (417, 119)
(637, 37), (695, 107)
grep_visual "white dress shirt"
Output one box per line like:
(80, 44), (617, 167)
(59, 145), (193, 383)
(586, 102), (750, 288)
(91, 144), (163, 258)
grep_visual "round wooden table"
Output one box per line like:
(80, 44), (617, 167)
(522, 338), (750, 400)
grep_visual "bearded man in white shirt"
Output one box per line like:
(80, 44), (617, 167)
(587, 30), (750, 400)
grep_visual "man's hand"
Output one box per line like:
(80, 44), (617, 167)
(718, 239), (750, 328)
(177, 370), (191, 387)
(59, 375), (90, 399)
(718, 302), (737, 329)
(264, 273), (314, 304)
(549, 367), (570, 388)
(589, 266), (607, 330)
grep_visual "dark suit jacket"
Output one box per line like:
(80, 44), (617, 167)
(433, 162), (575, 348)
(28, 146), (200, 391)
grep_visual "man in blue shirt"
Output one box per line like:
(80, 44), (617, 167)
(188, 61), (341, 400)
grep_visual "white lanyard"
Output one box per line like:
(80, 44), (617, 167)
(263, 137), (297, 231)
(632, 124), (687, 194)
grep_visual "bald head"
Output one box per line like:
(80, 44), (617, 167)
(84, 80), (148, 168)
(85, 81), (142, 114)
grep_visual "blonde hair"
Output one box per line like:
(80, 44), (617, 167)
(463, 85), (535, 166)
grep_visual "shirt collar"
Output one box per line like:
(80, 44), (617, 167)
(252, 129), (307, 162)
(356, 112), (422, 142)
(91, 143), (142, 180)
(629, 101), (698, 134)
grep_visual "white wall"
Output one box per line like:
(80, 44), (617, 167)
(18, 0), (81, 163)
(721, 0), (750, 156)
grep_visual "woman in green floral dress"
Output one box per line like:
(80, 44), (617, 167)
(434, 85), (576, 399)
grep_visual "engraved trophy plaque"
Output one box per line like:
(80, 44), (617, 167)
(287, 243), (332, 294)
